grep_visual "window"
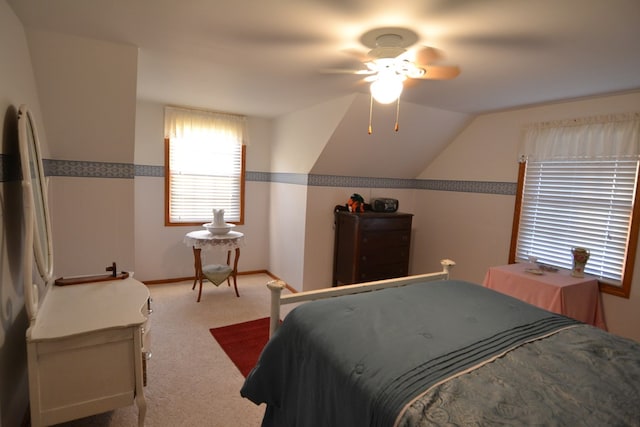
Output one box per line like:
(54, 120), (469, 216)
(164, 106), (247, 226)
(510, 113), (640, 298)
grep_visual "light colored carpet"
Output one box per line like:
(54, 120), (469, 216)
(53, 273), (295, 427)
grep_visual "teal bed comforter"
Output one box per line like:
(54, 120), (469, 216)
(241, 280), (640, 426)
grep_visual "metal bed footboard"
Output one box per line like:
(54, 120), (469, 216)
(267, 259), (456, 337)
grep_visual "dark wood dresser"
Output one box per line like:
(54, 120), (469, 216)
(333, 211), (413, 286)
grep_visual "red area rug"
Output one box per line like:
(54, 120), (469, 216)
(210, 317), (270, 377)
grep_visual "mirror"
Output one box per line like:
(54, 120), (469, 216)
(18, 104), (53, 320)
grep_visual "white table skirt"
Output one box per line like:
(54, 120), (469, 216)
(183, 230), (245, 251)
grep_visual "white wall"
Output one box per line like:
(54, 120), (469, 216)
(133, 176), (271, 281)
(268, 95), (442, 291)
(301, 186), (417, 292)
(26, 30), (139, 278)
(267, 93), (470, 292)
(26, 30), (137, 163)
(268, 180), (420, 292)
(266, 98), (353, 290)
(133, 100), (272, 282)
(268, 182), (307, 290)
(416, 91), (640, 342)
(0, 1), (47, 424)
(412, 191), (515, 278)
(270, 95), (354, 173)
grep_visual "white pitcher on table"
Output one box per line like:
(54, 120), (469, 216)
(213, 209), (225, 226)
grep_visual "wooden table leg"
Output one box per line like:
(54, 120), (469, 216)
(225, 251), (232, 288)
(232, 248), (240, 297)
(191, 247), (204, 302)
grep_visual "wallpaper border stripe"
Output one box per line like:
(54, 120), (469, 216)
(0, 158), (515, 195)
(44, 159), (134, 178)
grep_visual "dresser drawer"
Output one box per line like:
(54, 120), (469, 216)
(360, 246), (410, 265)
(361, 230), (411, 249)
(360, 216), (412, 231)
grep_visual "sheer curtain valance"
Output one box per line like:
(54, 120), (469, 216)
(164, 106), (248, 145)
(520, 112), (640, 161)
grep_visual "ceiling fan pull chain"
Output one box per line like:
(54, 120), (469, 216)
(368, 95), (374, 135)
(395, 97), (400, 132)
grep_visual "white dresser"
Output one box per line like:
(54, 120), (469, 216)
(26, 278), (151, 426)
(16, 106), (151, 426)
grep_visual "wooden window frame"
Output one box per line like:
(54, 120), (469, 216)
(510, 160), (640, 298)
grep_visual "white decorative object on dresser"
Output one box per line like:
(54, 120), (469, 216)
(18, 104), (150, 426)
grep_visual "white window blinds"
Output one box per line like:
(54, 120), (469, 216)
(516, 159), (639, 284)
(515, 112), (640, 288)
(165, 106), (247, 224)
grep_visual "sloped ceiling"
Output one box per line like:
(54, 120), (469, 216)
(8, 0), (640, 177)
(269, 94), (470, 178)
(311, 94), (470, 178)
(8, 0), (640, 118)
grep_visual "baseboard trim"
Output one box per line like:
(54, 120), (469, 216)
(143, 276), (194, 285)
(141, 270), (296, 292)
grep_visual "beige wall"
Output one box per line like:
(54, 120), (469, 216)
(417, 91), (640, 342)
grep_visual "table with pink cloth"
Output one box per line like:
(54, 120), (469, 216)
(483, 263), (607, 330)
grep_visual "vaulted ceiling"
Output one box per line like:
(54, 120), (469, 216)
(9, 0), (640, 118)
(8, 0), (640, 179)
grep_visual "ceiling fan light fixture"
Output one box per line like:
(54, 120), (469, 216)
(370, 72), (404, 104)
(406, 65), (426, 79)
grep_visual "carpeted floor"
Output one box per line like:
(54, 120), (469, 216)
(52, 273), (295, 427)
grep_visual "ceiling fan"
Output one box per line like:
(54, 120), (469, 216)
(329, 27), (460, 133)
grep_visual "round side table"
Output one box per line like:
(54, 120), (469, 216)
(184, 230), (245, 301)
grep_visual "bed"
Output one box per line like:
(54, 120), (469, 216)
(240, 261), (640, 426)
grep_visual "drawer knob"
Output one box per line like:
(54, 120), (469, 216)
(143, 351), (152, 360)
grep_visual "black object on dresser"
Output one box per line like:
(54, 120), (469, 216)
(333, 211), (413, 286)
